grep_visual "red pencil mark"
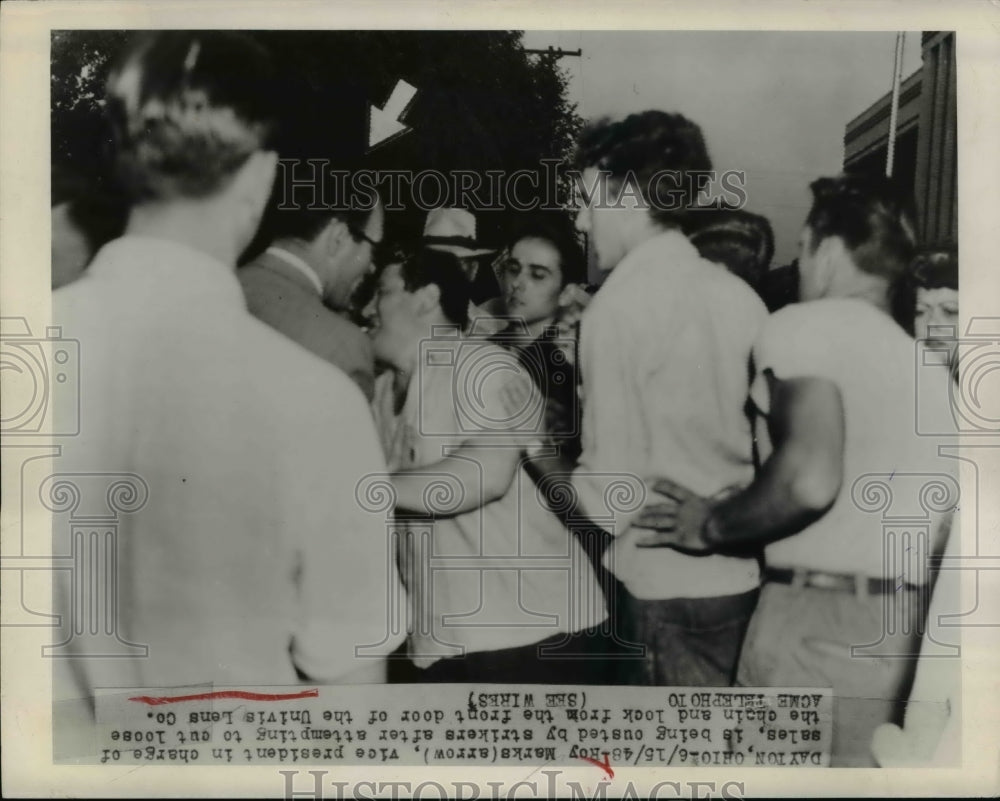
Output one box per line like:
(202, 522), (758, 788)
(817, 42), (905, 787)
(129, 689), (319, 705)
(577, 751), (614, 779)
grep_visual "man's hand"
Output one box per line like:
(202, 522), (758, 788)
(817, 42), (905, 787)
(632, 477), (718, 555)
(553, 283), (592, 366)
(557, 282), (592, 326)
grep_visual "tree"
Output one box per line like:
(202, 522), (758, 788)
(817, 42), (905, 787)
(51, 30), (130, 175)
(50, 30), (583, 245)
(253, 30), (582, 246)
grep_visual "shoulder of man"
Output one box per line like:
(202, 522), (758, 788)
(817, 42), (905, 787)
(244, 312), (370, 401)
(237, 251), (292, 289)
(243, 260), (374, 374)
(763, 298), (898, 346)
(290, 312), (376, 401)
(238, 255), (318, 318)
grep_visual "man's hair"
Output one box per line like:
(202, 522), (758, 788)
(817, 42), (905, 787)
(804, 173), (917, 283)
(505, 213), (587, 287)
(890, 246), (959, 335)
(268, 204), (375, 244)
(572, 110), (713, 229)
(106, 31), (278, 202)
(374, 245), (470, 329)
(688, 208), (775, 291)
(909, 246), (959, 291)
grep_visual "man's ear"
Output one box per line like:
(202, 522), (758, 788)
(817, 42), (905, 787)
(322, 218), (352, 258)
(812, 235), (845, 294)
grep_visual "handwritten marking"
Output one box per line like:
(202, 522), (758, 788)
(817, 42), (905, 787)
(577, 751), (614, 779)
(129, 689), (319, 705)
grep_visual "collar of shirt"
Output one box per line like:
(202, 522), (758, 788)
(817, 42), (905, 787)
(265, 246), (324, 298)
(87, 235), (246, 310)
(599, 228), (699, 294)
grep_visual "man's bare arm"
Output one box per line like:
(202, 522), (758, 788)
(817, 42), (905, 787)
(705, 372), (845, 549)
(392, 441), (521, 517)
(633, 371), (845, 553)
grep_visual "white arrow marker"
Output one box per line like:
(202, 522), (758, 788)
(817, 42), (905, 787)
(368, 79), (418, 151)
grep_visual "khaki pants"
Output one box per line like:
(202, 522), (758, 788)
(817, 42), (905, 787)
(737, 580), (926, 766)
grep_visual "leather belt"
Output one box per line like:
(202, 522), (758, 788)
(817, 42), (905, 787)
(764, 567), (925, 595)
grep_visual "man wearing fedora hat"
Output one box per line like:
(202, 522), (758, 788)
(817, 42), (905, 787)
(422, 207), (506, 337)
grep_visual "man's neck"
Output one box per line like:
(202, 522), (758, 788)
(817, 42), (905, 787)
(623, 216), (672, 257)
(825, 271), (891, 314)
(126, 203), (237, 268)
(837, 285), (891, 314)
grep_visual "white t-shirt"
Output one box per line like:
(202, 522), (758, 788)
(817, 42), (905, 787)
(372, 337), (607, 667)
(750, 298), (957, 580)
(52, 236), (404, 701)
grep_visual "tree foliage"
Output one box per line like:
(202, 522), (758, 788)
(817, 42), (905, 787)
(50, 30), (583, 244)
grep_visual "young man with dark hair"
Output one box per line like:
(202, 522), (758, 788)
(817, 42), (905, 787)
(634, 173), (955, 765)
(239, 197), (384, 400)
(489, 213), (588, 462)
(570, 110), (767, 687)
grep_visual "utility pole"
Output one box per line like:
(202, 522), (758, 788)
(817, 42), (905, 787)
(886, 32), (906, 177)
(524, 46), (582, 59)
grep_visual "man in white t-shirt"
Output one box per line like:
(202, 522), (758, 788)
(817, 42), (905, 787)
(634, 173), (957, 765)
(365, 247), (609, 682)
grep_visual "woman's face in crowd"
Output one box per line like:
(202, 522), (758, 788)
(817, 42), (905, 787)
(499, 237), (564, 328)
(914, 287), (959, 345)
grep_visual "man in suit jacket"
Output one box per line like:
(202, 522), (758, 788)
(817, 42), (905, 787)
(240, 199), (383, 400)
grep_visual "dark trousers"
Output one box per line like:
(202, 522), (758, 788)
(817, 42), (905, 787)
(617, 586), (760, 687)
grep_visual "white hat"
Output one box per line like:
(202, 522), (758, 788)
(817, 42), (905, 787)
(422, 207), (495, 258)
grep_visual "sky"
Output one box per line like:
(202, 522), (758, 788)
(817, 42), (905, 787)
(522, 30), (922, 266)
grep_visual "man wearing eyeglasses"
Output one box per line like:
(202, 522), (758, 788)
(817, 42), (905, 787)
(240, 197), (384, 400)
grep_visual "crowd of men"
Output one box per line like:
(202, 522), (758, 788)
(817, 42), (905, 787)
(52, 31), (960, 768)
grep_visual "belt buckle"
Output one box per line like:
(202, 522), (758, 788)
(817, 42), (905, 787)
(805, 570), (852, 593)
